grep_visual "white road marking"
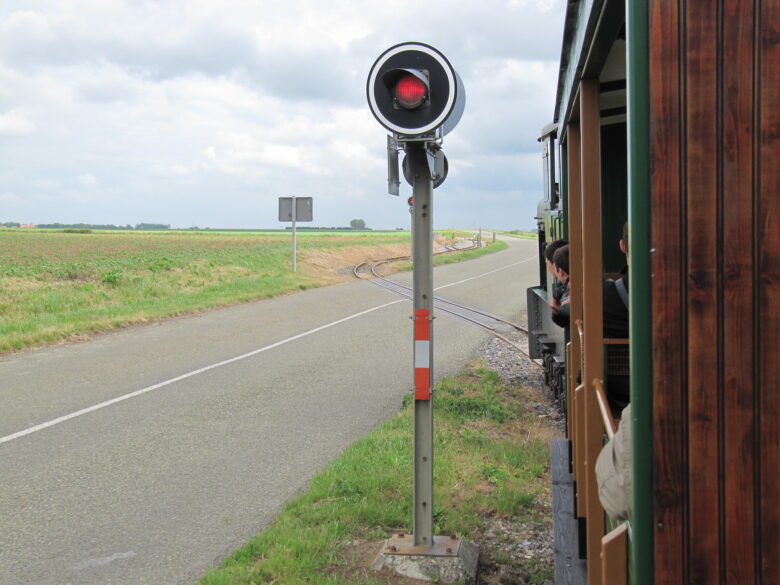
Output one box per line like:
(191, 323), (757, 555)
(434, 257), (534, 291)
(1, 299), (404, 446)
(1, 254), (536, 446)
(71, 551), (137, 571)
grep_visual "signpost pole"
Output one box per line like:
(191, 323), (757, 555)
(408, 141), (434, 548)
(291, 196), (297, 272)
(279, 196), (311, 271)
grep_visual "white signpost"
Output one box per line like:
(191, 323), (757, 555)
(278, 196), (313, 272)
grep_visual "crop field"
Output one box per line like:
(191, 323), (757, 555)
(0, 229), (417, 353)
(0, 228), (503, 354)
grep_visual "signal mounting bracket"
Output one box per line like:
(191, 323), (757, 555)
(389, 126), (443, 145)
(386, 130), (445, 195)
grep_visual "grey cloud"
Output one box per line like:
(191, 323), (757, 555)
(449, 152), (540, 195)
(0, 10), (358, 104)
(78, 78), (139, 103)
(0, 1), (564, 231)
(349, 1), (564, 67)
(245, 46), (360, 103)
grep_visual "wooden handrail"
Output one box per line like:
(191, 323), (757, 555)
(593, 378), (617, 439)
(603, 338), (630, 345)
(575, 318), (584, 341)
(573, 383), (585, 508)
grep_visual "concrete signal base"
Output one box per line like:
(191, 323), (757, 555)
(372, 534), (479, 584)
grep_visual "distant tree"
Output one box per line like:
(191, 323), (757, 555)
(36, 223), (124, 230)
(135, 223), (171, 230)
(350, 219), (366, 229)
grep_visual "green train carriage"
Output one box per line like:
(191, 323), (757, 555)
(532, 1), (779, 584)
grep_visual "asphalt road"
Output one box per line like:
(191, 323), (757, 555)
(0, 237), (539, 585)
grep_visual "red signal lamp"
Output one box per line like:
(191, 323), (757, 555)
(394, 74), (427, 109)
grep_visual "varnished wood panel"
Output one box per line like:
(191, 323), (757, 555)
(580, 78), (606, 585)
(600, 523), (628, 585)
(568, 125), (584, 517)
(722, 0), (757, 583)
(649, 0), (687, 581)
(650, 0), (778, 583)
(685, 1), (722, 582)
(758, 1), (780, 582)
(568, 124), (584, 448)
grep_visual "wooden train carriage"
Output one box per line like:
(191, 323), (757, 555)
(547, 1), (779, 584)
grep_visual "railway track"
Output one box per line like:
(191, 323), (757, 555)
(353, 250), (541, 367)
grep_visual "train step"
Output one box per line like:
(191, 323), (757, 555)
(551, 438), (587, 585)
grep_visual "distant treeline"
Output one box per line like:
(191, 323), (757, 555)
(14, 223), (172, 230)
(285, 226), (373, 231)
(0, 223), (379, 232)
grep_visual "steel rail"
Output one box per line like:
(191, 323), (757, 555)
(372, 270), (524, 333)
(354, 254), (540, 367)
(367, 262), (528, 334)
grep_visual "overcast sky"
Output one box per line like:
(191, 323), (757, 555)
(0, 0), (564, 231)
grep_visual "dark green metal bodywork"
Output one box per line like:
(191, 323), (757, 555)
(626, 1), (652, 583)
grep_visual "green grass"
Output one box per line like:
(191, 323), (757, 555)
(494, 230), (537, 239)
(0, 229), (414, 352)
(0, 229), (509, 353)
(389, 238), (508, 273)
(198, 363), (553, 585)
(435, 239), (509, 265)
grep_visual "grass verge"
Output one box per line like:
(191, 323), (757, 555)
(435, 239), (508, 266)
(198, 362), (556, 585)
(0, 230), (507, 353)
(387, 239), (508, 274)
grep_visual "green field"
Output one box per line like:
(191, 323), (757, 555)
(0, 229), (504, 353)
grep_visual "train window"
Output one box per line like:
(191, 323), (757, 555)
(538, 123), (558, 205)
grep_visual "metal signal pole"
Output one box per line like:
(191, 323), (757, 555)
(367, 44), (476, 582)
(408, 141), (434, 546)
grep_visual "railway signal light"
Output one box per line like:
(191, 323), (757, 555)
(366, 42), (470, 560)
(367, 42), (465, 138)
(392, 71), (428, 109)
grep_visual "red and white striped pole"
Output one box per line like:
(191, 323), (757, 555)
(414, 308), (431, 400)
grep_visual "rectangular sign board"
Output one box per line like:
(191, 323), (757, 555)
(278, 197), (313, 222)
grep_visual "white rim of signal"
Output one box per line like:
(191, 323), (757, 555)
(367, 43), (457, 136)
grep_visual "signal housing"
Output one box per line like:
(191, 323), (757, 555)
(367, 42), (465, 138)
